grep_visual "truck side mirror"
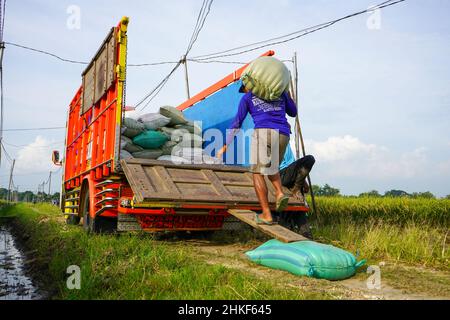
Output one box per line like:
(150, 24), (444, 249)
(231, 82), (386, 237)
(52, 150), (62, 166)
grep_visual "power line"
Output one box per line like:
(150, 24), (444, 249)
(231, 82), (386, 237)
(192, 0), (406, 61)
(128, 61), (179, 67)
(188, 58), (294, 65)
(5, 41), (185, 68)
(2, 140), (64, 148)
(136, 1), (215, 110)
(0, 141), (12, 164)
(186, 0), (214, 56)
(185, 0), (208, 55)
(135, 61), (182, 110)
(188, 58), (246, 65)
(2, 126), (65, 132)
(4, 41), (89, 65)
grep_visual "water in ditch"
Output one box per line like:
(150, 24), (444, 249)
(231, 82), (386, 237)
(0, 225), (43, 300)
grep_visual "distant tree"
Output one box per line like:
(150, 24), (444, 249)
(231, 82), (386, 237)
(410, 192), (435, 199)
(384, 190), (410, 197)
(359, 190), (381, 198)
(446, 195), (450, 200)
(317, 184), (341, 197)
(312, 185), (321, 195)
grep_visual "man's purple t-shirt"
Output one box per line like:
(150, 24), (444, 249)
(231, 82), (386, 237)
(227, 91), (297, 144)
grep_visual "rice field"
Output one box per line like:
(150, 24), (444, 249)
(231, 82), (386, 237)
(309, 197), (449, 269)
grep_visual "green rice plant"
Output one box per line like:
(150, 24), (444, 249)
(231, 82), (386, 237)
(310, 197), (449, 228)
(308, 196), (449, 269)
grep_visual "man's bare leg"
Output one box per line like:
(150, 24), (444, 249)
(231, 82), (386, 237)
(268, 173), (285, 201)
(253, 173), (273, 221)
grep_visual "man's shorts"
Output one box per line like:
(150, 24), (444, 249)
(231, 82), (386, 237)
(250, 129), (289, 175)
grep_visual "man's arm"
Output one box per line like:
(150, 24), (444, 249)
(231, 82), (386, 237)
(227, 96), (249, 143)
(285, 92), (298, 118)
(217, 96), (249, 157)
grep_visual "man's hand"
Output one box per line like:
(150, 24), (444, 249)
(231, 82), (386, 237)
(302, 181), (310, 194)
(216, 145), (227, 159)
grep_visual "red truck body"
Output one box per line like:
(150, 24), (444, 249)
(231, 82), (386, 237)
(60, 18), (309, 233)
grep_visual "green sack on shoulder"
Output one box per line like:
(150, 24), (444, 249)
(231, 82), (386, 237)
(246, 240), (366, 281)
(133, 130), (168, 149)
(241, 56), (290, 101)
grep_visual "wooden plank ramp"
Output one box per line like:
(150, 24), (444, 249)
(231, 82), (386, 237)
(228, 210), (308, 243)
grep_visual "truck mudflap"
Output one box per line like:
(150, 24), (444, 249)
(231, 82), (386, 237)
(120, 159), (308, 209)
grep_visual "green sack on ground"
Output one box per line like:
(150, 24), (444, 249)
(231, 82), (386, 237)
(132, 149), (163, 160)
(241, 56), (290, 101)
(159, 106), (187, 126)
(246, 240), (366, 281)
(133, 131), (168, 149)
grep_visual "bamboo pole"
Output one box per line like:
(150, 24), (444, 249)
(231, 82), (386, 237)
(292, 52), (319, 220)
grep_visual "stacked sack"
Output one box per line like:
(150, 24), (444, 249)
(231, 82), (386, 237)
(120, 106), (222, 165)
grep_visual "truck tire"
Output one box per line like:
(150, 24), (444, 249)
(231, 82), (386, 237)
(80, 183), (117, 234)
(66, 215), (81, 225)
(276, 212), (313, 240)
(80, 186), (93, 233)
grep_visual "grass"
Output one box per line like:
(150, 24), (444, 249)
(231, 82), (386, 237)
(0, 202), (330, 300)
(309, 197), (449, 270)
(1, 197), (449, 300)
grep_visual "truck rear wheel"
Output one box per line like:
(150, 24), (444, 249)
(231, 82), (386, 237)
(66, 215), (81, 225)
(80, 186), (93, 233)
(80, 183), (116, 234)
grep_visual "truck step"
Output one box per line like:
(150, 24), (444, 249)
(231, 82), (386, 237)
(65, 189), (80, 197)
(95, 197), (119, 206)
(95, 205), (117, 217)
(95, 180), (120, 188)
(64, 205), (79, 209)
(95, 188), (119, 197)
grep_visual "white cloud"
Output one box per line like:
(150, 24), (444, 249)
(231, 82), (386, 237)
(304, 135), (378, 162)
(438, 159), (450, 175)
(15, 136), (62, 174)
(297, 135), (429, 180)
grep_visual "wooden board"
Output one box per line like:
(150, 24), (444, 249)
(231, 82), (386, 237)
(228, 209), (308, 243)
(121, 159), (307, 209)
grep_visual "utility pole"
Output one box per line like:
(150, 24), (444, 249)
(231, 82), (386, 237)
(48, 171), (52, 198)
(7, 159), (15, 203)
(0, 42), (4, 167)
(182, 55), (191, 100)
(292, 52), (318, 220)
(14, 186), (19, 203)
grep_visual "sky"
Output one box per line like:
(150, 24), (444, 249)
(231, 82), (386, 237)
(1, 0), (449, 197)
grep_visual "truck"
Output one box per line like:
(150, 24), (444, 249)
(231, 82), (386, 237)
(54, 17), (310, 240)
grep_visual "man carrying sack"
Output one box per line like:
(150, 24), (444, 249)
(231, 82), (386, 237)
(217, 57), (298, 225)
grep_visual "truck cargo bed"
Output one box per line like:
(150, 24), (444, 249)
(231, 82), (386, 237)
(120, 159), (307, 209)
